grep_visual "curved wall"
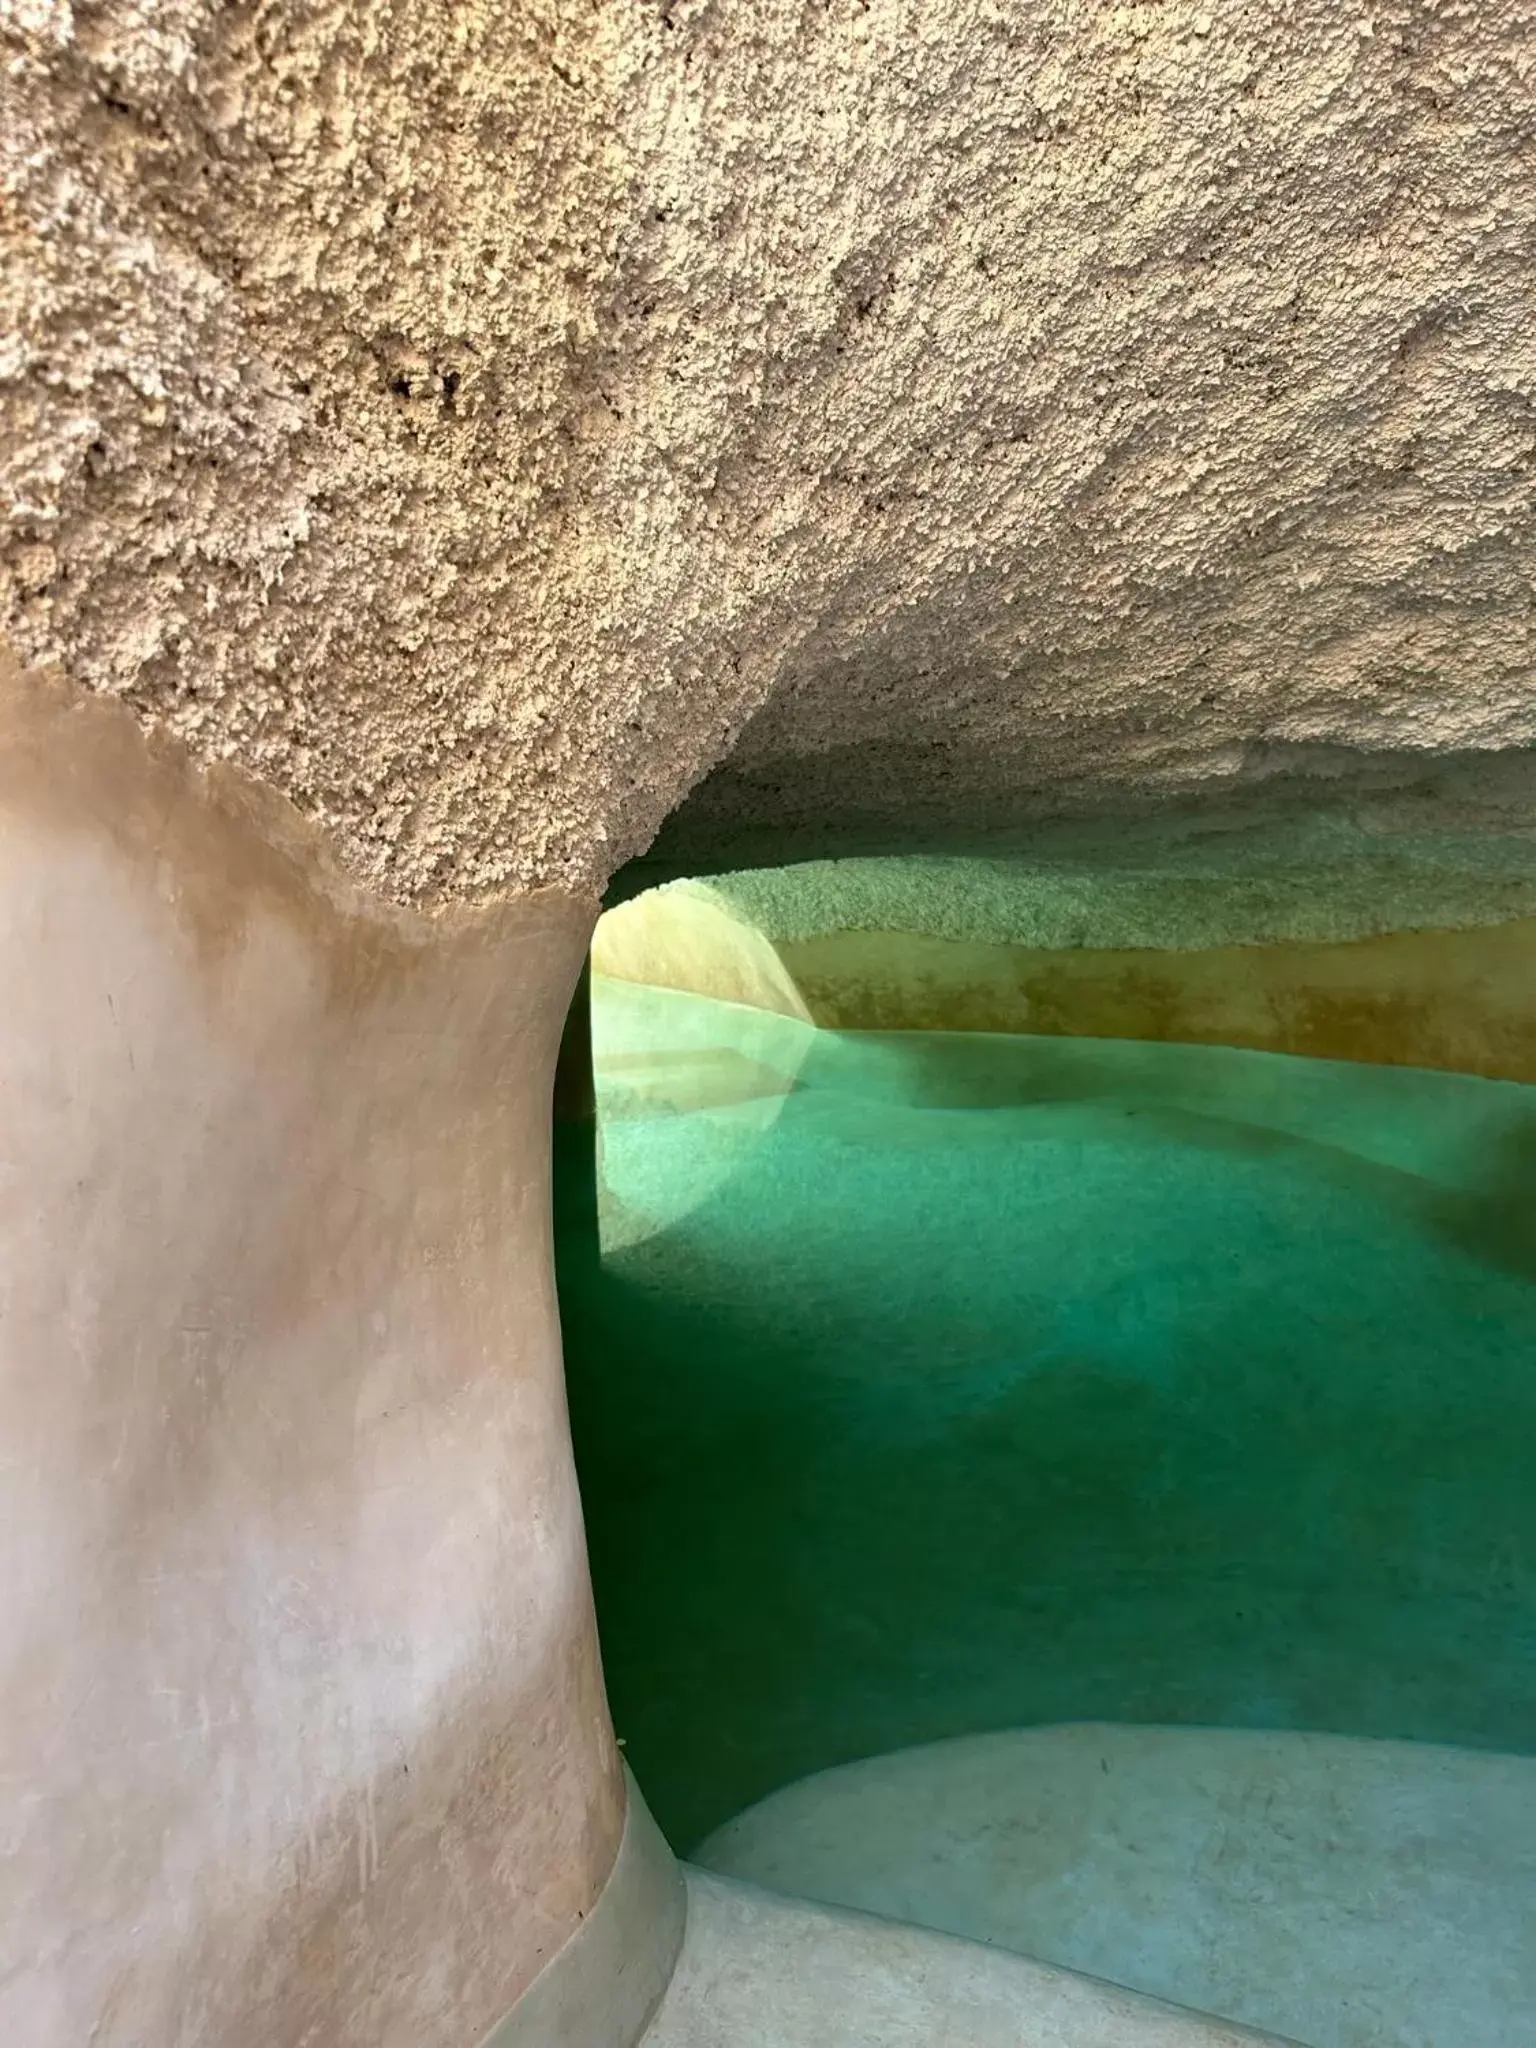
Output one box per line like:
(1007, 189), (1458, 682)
(0, 657), (624, 2047)
(777, 919), (1536, 1083)
(595, 889), (811, 1025)
(598, 864), (1536, 1084)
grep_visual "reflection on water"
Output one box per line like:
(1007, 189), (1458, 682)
(558, 980), (1536, 1854)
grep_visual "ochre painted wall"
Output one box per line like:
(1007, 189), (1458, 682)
(0, 659), (622, 2047)
(594, 878), (1536, 1085)
(777, 922), (1536, 1083)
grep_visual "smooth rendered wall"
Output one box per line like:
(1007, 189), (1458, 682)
(776, 920), (1536, 1082)
(0, 657), (623, 2046)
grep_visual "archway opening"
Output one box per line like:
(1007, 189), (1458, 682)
(554, 846), (1536, 2048)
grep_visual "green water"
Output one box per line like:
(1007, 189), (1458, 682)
(556, 982), (1536, 1854)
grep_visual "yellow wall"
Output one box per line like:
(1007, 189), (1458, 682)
(595, 876), (1536, 1085)
(594, 884), (812, 1022)
(781, 921), (1536, 1082)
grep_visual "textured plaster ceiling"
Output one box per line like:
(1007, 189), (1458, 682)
(4, 0), (1534, 902)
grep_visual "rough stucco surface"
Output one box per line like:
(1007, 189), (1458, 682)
(705, 842), (1536, 951)
(619, 0), (1536, 879)
(0, 654), (623, 2048)
(1, 0), (628, 899)
(5, 0), (1536, 902)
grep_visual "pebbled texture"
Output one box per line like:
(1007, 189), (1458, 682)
(4, 0), (1535, 901)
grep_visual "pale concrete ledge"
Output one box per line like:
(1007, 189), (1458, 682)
(641, 1870), (1299, 2048)
(481, 1771), (687, 2048)
(473, 1765), (1297, 2048)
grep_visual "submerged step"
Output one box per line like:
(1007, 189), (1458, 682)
(693, 1725), (1536, 2048)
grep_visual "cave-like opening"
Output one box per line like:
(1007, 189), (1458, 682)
(555, 848), (1536, 2048)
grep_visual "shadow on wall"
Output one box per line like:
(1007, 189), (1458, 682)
(558, 984), (1536, 1854)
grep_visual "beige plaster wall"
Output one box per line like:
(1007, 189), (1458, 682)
(0, 656), (622, 2047)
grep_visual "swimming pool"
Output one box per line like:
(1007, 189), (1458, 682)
(557, 976), (1536, 2044)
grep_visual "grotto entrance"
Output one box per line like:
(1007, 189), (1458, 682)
(552, 862), (1536, 2048)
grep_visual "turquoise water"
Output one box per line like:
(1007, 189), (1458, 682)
(556, 980), (1536, 1857)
